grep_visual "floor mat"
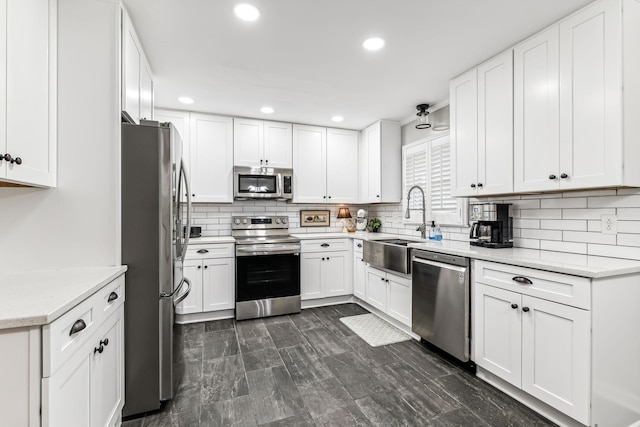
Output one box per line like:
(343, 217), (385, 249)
(339, 313), (411, 347)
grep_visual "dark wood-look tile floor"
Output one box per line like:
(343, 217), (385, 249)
(122, 304), (556, 427)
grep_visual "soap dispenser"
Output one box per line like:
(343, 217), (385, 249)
(434, 222), (443, 241)
(428, 221), (437, 240)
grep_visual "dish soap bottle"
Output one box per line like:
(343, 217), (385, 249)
(428, 221), (437, 240)
(434, 222), (443, 241)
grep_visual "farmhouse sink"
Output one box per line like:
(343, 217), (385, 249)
(363, 239), (416, 274)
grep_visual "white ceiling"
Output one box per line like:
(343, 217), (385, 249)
(123, 0), (594, 130)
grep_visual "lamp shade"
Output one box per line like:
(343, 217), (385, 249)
(337, 208), (352, 219)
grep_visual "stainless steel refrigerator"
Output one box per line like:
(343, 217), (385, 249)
(121, 120), (192, 417)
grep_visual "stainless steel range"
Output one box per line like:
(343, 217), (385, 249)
(233, 215), (301, 320)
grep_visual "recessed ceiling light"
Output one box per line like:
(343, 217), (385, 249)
(331, 116), (344, 122)
(234, 4), (260, 21)
(362, 37), (385, 51)
(260, 106), (274, 114)
(178, 97), (194, 104)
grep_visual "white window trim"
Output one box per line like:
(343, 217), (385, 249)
(402, 132), (468, 227)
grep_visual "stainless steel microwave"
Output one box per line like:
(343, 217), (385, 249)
(233, 166), (293, 200)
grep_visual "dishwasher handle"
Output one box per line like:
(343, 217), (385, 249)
(412, 256), (468, 274)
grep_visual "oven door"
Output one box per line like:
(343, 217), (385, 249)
(236, 253), (300, 302)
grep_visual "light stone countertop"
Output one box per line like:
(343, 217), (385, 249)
(0, 266), (127, 330)
(187, 236), (236, 244)
(293, 232), (640, 278)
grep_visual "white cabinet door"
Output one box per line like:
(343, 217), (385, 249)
(521, 296), (590, 425)
(0, 0), (6, 181)
(477, 50), (513, 195)
(176, 260), (203, 314)
(474, 283), (522, 387)
(514, 27), (560, 193)
(4, 0), (56, 187)
(450, 68), (479, 197)
(233, 118), (263, 167)
(43, 351), (92, 427)
(189, 114), (233, 203)
(293, 125), (326, 203)
(365, 268), (387, 312)
(122, 14), (140, 124)
(202, 258), (235, 311)
(324, 253), (350, 297)
(264, 121), (292, 168)
(301, 253), (323, 300)
(326, 128), (358, 203)
(139, 62), (153, 121)
(353, 254), (366, 300)
(387, 274), (411, 326)
(559, 0), (622, 190)
(90, 308), (124, 427)
(154, 109), (191, 172)
(365, 123), (382, 202)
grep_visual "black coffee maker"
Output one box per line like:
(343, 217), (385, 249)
(469, 203), (513, 248)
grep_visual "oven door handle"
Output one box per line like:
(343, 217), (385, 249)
(236, 248), (300, 257)
(412, 257), (468, 274)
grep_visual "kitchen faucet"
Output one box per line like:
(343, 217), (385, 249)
(405, 185), (427, 239)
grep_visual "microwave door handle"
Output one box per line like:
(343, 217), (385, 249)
(181, 159), (192, 260)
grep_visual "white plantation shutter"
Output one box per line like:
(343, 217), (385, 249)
(403, 134), (466, 226)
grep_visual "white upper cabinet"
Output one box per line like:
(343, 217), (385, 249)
(154, 109), (191, 172)
(0, 0), (57, 187)
(234, 118), (292, 168)
(189, 113), (233, 203)
(513, 27), (560, 193)
(451, 50), (513, 197)
(293, 125), (357, 203)
(514, 0), (640, 192)
(122, 8), (153, 124)
(326, 128), (358, 203)
(359, 120), (401, 203)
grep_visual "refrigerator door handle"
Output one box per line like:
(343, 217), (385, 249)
(172, 277), (191, 306)
(160, 276), (187, 300)
(180, 159), (192, 260)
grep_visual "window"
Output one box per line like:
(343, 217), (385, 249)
(402, 134), (466, 226)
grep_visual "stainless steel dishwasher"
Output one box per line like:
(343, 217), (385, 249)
(412, 249), (471, 363)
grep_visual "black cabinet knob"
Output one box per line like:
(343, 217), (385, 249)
(327, 257), (330, 260)
(12, 157), (22, 165)
(260, 159), (263, 164)
(322, 257), (325, 261)
(511, 303), (518, 309)
(522, 307), (530, 312)
(549, 174), (556, 180)
(357, 244), (362, 248)
(197, 265), (201, 269)
(192, 194), (195, 197)
(376, 195), (380, 198)
(100, 338), (109, 347)
(477, 183), (483, 188)
(380, 277), (384, 281)
(323, 195), (327, 199)
(108, 292), (119, 303)
(3, 153), (12, 162)
(470, 183), (476, 188)
(94, 345), (104, 354)
(560, 173), (568, 179)
(204, 265), (208, 269)
(328, 196), (331, 199)
(265, 160), (269, 164)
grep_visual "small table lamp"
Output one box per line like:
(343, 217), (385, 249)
(337, 208), (356, 232)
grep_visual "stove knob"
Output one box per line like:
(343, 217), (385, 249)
(242, 218), (248, 224)
(234, 219), (241, 225)
(275, 218), (281, 224)
(282, 217), (288, 224)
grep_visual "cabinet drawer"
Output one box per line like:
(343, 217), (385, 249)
(301, 239), (349, 253)
(353, 239), (364, 254)
(43, 275), (125, 378)
(474, 261), (590, 309)
(186, 243), (234, 260)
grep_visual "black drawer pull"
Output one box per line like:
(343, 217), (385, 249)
(197, 249), (209, 254)
(69, 319), (87, 336)
(512, 276), (533, 285)
(522, 307), (530, 313)
(511, 303), (518, 309)
(100, 338), (109, 347)
(357, 243), (362, 248)
(560, 173), (569, 179)
(108, 292), (118, 303)
(320, 243), (330, 247)
(94, 345), (104, 354)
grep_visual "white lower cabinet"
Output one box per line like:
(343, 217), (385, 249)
(177, 243), (235, 315)
(353, 240), (366, 300)
(41, 274), (126, 427)
(474, 261), (590, 425)
(300, 239), (351, 300)
(365, 266), (411, 327)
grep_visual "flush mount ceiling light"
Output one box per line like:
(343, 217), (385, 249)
(234, 4), (260, 21)
(178, 96), (194, 104)
(416, 104), (431, 129)
(260, 106), (274, 114)
(331, 115), (344, 122)
(362, 37), (385, 51)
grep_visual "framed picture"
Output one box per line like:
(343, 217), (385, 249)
(300, 210), (330, 227)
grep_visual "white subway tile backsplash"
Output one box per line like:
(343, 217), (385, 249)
(616, 234), (640, 247)
(539, 219), (587, 231)
(513, 219), (540, 229)
(520, 229), (563, 241)
(520, 209), (562, 219)
(540, 240), (587, 254)
(616, 188), (640, 196)
(587, 220), (601, 232)
(588, 244), (640, 260)
(513, 238), (540, 249)
(616, 208), (640, 219)
(510, 199), (541, 209)
(540, 197), (587, 209)
(617, 221), (640, 234)
(561, 208), (615, 220)
(562, 189), (617, 198)
(562, 231), (616, 245)
(588, 195), (640, 208)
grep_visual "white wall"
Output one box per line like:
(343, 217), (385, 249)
(0, 0), (120, 272)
